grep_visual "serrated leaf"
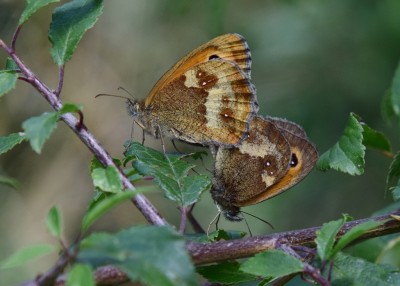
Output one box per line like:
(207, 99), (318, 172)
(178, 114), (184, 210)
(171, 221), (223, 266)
(0, 175), (20, 189)
(22, 112), (59, 154)
(125, 142), (211, 206)
(331, 252), (400, 285)
(78, 226), (197, 286)
(59, 103), (83, 115)
(82, 189), (143, 232)
(317, 113), (365, 175)
(332, 220), (384, 257)
(240, 250), (304, 280)
(361, 123), (391, 153)
(91, 165), (123, 193)
(197, 261), (257, 284)
(0, 70), (18, 97)
(5, 58), (19, 71)
(0, 133), (26, 155)
(49, 0), (104, 65)
(66, 263), (95, 286)
(0, 244), (55, 269)
(315, 218), (345, 261)
(90, 157), (103, 171)
(46, 205), (63, 238)
(387, 153), (400, 194)
(19, 0), (60, 25)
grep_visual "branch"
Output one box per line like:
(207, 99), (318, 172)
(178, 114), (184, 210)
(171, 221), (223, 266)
(189, 210), (400, 265)
(0, 38), (166, 226)
(38, 211), (400, 286)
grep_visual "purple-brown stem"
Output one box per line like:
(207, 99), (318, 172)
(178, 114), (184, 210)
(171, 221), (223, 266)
(29, 211), (400, 286)
(0, 38), (166, 226)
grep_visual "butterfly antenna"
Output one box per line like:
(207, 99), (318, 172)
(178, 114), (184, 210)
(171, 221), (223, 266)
(118, 86), (134, 98)
(242, 214), (253, 237)
(241, 211), (274, 229)
(207, 211), (221, 237)
(95, 93), (132, 100)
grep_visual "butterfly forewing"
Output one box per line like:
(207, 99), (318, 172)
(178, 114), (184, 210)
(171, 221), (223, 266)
(146, 35), (258, 146)
(145, 33), (252, 107)
(236, 117), (318, 206)
(212, 116), (291, 207)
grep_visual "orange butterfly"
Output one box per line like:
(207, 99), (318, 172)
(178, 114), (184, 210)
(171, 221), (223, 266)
(212, 115), (318, 221)
(127, 34), (258, 147)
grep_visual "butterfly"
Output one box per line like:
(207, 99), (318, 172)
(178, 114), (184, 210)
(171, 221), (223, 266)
(211, 115), (318, 221)
(127, 34), (258, 147)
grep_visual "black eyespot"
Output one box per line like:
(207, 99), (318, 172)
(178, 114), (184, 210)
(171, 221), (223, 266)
(290, 154), (298, 167)
(209, 54), (220, 60)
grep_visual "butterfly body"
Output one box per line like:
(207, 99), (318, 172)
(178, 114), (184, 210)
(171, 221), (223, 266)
(211, 116), (318, 221)
(128, 34), (258, 147)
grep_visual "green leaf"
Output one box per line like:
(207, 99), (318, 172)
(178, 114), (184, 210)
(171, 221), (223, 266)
(5, 58), (19, 71)
(82, 190), (142, 232)
(317, 113), (365, 175)
(49, 0), (104, 65)
(19, 0), (60, 25)
(331, 252), (400, 285)
(0, 244), (55, 269)
(78, 226), (197, 286)
(387, 153), (400, 197)
(91, 165), (123, 193)
(186, 150), (208, 161)
(376, 236), (400, 268)
(0, 175), (20, 189)
(0, 133), (26, 155)
(240, 250), (304, 280)
(186, 229), (246, 243)
(332, 220), (384, 257)
(66, 263), (95, 286)
(315, 217), (345, 261)
(392, 183), (400, 201)
(392, 60), (400, 114)
(361, 123), (391, 153)
(125, 142), (211, 206)
(197, 261), (257, 284)
(123, 166), (143, 182)
(58, 103), (83, 115)
(382, 90), (395, 123)
(22, 112), (59, 154)
(90, 157), (103, 171)
(0, 71), (18, 97)
(46, 205), (63, 238)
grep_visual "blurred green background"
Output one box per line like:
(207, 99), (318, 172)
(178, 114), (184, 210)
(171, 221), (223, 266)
(1, 0), (400, 284)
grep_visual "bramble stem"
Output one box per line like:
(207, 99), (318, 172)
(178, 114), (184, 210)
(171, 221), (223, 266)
(0, 37), (166, 226)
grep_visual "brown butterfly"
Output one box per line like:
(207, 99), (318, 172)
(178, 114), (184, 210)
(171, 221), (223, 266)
(211, 115), (318, 221)
(127, 34), (258, 147)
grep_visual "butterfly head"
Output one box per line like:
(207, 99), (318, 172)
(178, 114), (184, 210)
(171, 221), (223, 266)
(126, 99), (141, 117)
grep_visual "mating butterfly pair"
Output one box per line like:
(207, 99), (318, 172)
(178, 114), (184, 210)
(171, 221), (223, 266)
(127, 34), (318, 220)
